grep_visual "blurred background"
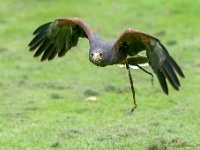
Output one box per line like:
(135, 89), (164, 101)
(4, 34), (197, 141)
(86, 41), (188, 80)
(0, 0), (200, 149)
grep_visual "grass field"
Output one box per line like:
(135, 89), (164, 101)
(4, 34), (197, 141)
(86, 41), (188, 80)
(0, 0), (200, 149)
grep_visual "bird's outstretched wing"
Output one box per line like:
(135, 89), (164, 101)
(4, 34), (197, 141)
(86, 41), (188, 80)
(28, 18), (93, 61)
(115, 28), (185, 94)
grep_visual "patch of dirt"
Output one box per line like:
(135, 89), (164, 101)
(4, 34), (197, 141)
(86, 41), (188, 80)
(85, 96), (97, 101)
(0, 47), (8, 53)
(168, 137), (200, 148)
(35, 82), (71, 90)
(154, 31), (166, 37)
(194, 60), (200, 67)
(97, 132), (128, 141)
(104, 84), (129, 94)
(57, 129), (84, 139)
(147, 136), (199, 150)
(24, 106), (45, 111)
(96, 126), (141, 141)
(148, 121), (161, 127)
(84, 89), (99, 96)
(51, 93), (64, 99)
(1, 112), (28, 123)
(147, 137), (167, 150)
(166, 40), (177, 46)
(50, 142), (59, 148)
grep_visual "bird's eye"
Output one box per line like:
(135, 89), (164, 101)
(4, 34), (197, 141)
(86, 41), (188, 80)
(91, 52), (94, 56)
(119, 44), (128, 52)
(99, 52), (103, 56)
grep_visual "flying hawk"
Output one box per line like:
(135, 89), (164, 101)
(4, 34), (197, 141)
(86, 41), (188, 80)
(28, 18), (185, 112)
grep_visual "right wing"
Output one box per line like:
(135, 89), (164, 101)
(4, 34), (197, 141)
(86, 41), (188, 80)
(28, 18), (94, 61)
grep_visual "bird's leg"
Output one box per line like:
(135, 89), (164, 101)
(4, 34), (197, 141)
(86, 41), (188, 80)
(135, 64), (154, 86)
(126, 64), (137, 114)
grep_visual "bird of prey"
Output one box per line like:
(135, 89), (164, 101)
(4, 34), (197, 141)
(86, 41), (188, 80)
(28, 18), (185, 112)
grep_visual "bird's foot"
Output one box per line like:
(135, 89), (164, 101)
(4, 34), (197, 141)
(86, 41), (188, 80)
(131, 104), (137, 114)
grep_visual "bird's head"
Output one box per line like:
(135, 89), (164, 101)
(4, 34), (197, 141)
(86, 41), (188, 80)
(90, 52), (103, 66)
(88, 34), (113, 67)
(88, 34), (127, 67)
(89, 47), (127, 67)
(89, 51), (107, 67)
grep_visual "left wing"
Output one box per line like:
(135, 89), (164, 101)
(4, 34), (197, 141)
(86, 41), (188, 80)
(115, 28), (185, 94)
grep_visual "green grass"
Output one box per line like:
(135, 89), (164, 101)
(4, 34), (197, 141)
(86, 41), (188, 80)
(1, 0), (200, 149)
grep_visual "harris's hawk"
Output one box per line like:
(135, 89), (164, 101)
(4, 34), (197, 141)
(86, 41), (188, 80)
(28, 18), (185, 112)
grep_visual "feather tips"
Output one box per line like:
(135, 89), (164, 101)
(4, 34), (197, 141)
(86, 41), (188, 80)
(155, 69), (168, 94)
(168, 56), (185, 78)
(28, 18), (93, 61)
(151, 42), (184, 94)
(33, 22), (52, 35)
